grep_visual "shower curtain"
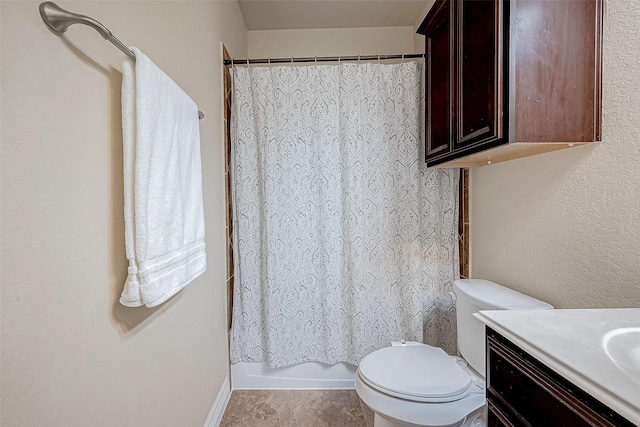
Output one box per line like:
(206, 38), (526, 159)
(230, 62), (459, 368)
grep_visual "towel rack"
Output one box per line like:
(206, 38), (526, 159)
(39, 2), (205, 120)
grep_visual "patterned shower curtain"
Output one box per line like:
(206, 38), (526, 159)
(230, 62), (459, 368)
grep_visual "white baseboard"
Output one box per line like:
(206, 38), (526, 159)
(203, 376), (231, 427)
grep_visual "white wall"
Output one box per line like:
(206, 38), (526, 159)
(1, 2), (246, 426)
(248, 26), (418, 58)
(470, 0), (640, 308)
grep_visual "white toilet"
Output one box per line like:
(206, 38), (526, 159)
(355, 279), (554, 427)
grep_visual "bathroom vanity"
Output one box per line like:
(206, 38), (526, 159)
(476, 309), (640, 426)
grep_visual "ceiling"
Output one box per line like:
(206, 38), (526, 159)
(238, 0), (429, 31)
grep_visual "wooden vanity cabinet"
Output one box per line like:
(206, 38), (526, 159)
(486, 328), (635, 427)
(417, 0), (603, 168)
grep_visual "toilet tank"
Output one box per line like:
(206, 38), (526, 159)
(453, 279), (553, 377)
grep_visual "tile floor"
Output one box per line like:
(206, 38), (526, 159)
(220, 390), (372, 427)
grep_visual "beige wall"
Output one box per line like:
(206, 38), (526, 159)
(413, 0), (435, 53)
(248, 26), (418, 58)
(1, 1), (246, 426)
(470, 0), (640, 308)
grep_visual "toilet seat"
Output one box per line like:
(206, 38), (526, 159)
(358, 345), (473, 403)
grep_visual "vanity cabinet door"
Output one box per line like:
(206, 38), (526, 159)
(454, 0), (504, 150)
(486, 328), (635, 427)
(423, 0), (453, 161)
(487, 400), (520, 427)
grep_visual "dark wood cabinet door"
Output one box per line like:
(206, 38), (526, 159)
(487, 328), (636, 427)
(423, 0), (453, 161)
(454, 0), (504, 150)
(487, 399), (519, 427)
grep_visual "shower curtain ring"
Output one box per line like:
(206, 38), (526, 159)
(315, 56), (317, 63)
(268, 57), (271, 65)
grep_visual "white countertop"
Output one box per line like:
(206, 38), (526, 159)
(475, 308), (640, 424)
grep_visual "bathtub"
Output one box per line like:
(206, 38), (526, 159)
(230, 361), (357, 389)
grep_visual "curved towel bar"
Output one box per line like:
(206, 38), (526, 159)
(39, 2), (205, 120)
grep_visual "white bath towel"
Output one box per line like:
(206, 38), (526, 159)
(120, 47), (207, 308)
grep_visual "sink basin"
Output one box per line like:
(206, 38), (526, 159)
(603, 327), (640, 385)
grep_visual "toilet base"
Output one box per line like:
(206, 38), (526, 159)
(374, 413), (402, 427)
(372, 407), (485, 427)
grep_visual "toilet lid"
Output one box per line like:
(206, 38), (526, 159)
(358, 345), (472, 403)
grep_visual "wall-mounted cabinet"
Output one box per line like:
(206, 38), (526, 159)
(418, 0), (603, 168)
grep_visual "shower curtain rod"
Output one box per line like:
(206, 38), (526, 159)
(38, 2), (205, 120)
(223, 53), (425, 66)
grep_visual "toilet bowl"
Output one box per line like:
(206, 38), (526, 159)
(355, 344), (485, 427)
(355, 279), (554, 427)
